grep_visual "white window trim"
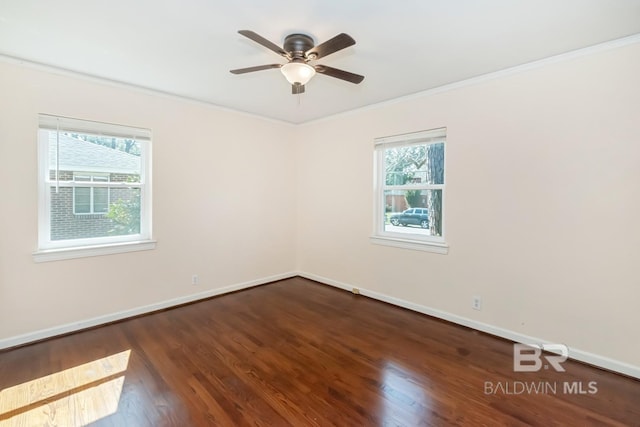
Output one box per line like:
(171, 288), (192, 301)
(371, 128), (449, 254)
(369, 235), (449, 254)
(33, 240), (157, 263)
(34, 114), (154, 261)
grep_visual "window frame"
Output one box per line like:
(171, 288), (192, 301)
(371, 128), (449, 254)
(34, 114), (155, 262)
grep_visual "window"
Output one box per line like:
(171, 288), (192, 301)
(73, 174), (110, 214)
(35, 114), (154, 261)
(372, 128), (448, 253)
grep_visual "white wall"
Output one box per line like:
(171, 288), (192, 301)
(296, 42), (640, 370)
(1, 40), (638, 375)
(0, 61), (297, 343)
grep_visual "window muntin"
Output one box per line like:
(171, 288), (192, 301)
(37, 115), (151, 251)
(374, 128), (446, 245)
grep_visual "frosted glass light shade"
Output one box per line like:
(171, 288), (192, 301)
(280, 62), (316, 85)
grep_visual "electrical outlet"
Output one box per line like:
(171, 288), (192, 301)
(192, 274), (199, 285)
(472, 296), (482, 311)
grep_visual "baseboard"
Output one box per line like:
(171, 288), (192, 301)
(296, 271), (640, 380)
(0, 271), (297, 350)
(5, 270), (638, 380)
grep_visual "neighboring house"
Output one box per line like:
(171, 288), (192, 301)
(48, 133), (141, 241)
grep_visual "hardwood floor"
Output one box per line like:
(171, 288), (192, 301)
(0, 277), (638, 426)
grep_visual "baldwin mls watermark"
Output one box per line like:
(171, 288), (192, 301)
(513, 343), (568, 372)
(483, 344), (598, 395)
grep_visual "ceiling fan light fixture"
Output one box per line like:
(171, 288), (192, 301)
(280, 62), (316, 85)
(231, 31), (364, 93)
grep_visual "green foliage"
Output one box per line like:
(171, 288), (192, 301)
(106, 197), (140, 235)
(405, 190), (423, 208)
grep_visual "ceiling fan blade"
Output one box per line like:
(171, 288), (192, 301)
(238, 30), (289, 58)
(314, 65), (364, 84)
(306, 33), (355, 59)
(230, 64), (282, 74)
(292, 83), (305, 95)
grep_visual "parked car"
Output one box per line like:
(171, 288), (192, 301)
(389, 208), (429, 228)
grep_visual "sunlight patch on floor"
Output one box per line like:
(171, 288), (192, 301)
(0, 350), (130, 427)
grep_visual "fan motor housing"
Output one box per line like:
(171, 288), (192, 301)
(283, 34), (314, 57)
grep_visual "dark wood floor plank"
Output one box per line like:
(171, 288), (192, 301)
(0, 277), (638, 426)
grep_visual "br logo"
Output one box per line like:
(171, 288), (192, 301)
(513, 344), (569, 372)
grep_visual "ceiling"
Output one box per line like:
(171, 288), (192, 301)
(1, 1), (639, 124)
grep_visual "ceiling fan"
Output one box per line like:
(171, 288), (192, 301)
(230, 30), (364, 94)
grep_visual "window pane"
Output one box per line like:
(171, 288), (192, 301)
(74, 187), (91, 214)
(94, 187), (109, 213)
(45, 129), (144, 242)
(384, 143), (444, 185)
(52, 186), (140, 241)
(384, 189), (443, 237)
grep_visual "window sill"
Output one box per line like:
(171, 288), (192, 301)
(33, 240), (157, 263)
(370, 235), (448, 254)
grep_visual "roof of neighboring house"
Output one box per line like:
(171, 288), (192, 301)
(48, 133), (140, 174)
